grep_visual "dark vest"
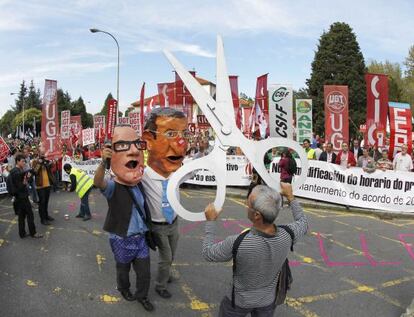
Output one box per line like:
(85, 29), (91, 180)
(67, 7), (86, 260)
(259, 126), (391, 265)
(103, 182), (152, 237)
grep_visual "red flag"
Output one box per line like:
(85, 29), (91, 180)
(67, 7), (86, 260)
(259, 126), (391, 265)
(0, 137), (10, 162)
(157, 82), (175, 107)
(106, 99), (117, 140)
(175, 71), (196, 118)
(236, 107), (243, 130)
(388, 102), (412, 158)
(324, 85), (349, 152)
(140, 82), (145, 135)
(365, 73), (389, 148)
(41, 79), (61, 159)
(255, 74), (268, 136)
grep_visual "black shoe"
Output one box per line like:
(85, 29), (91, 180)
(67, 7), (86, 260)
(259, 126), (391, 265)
(83, 216), (91, 221)
(31, 233), (43, 239)
(138, 297), (154, 311)
(75, 214), (84, 218)
(47, 216), (55, 221)
(119, 289), (136, 301)
(155, 289), (172, 299)
(19, 233), (27, 239)
(41, 221), (51, 226)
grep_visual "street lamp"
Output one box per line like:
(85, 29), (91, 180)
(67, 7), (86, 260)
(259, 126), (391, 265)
(90, 28), (120, 121)
(10, 92), (24, 137)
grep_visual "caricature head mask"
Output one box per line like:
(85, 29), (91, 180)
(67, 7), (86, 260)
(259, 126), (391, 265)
(143, 108), (188, 178)
(111, 125), (145, 186)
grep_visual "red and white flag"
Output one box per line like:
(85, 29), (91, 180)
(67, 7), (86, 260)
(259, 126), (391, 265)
(139, 82), (145, 135)
(157, 82), (175, 107)
(324, 85), (349, 152)
(365, 73), (388, 148)
(0, 137), (10, 162)
(41, 79), (61, 159)
(255, 74), (268, 136)
(388, 102), (412, 157)
(106, 99), (117, 140)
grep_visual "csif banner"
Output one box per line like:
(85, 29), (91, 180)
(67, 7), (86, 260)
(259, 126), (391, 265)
(295, 99), (313, 144)
(324, 85), (349, 152)
(388, 102), (413, 157)
(365, 73), (388, 148)
(41, 79), (61, 159)
(268, 84), (293, 139)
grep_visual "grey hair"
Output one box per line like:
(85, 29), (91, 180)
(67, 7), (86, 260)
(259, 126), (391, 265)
(144, 107), (186, 138)
(250, 185), (282, 224)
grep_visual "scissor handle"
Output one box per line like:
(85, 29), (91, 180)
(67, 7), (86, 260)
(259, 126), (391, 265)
(240, 137), (309, 191)
(167, 145), (227, 222)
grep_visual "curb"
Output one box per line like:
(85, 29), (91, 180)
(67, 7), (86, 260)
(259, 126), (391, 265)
(224, 190), (414, 220)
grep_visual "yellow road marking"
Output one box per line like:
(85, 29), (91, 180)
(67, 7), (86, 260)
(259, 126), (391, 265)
(285, 297), (320, 317)
(0, 239), (4, 247)
(100, 294), (121, 303)
(181, 190), (191, 198)
(26, 280), (38, 287)
(4, 216), (17, 236)
(96, 254), (106, 272)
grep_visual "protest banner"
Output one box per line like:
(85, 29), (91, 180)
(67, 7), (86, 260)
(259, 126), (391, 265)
(106, 99), (117, 140)
(0, 137), (10, 162)
(295, 99), (313, 144)
(128, 111), (140, 134)
(118, 116), (130, 125)
(388, 102), (413, 157)
(197, 115), (210, 129)
(158, 82), (175, 107)
(269, 84), (293, 139)
(61, 156), (103, 182)
(324, 85), (349, 152)
(82, 128), (95, 146)
(41, 79), (61, 159)
(365, 73), (388, 148)
(60, 110), (71, 139)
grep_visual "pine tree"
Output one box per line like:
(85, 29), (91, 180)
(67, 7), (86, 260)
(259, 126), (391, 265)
(99, 93), (114, 115)
(26, 80), (42, 110)
(14, 80), (28, 113)
(306, 22), (367, 138)
(72, 96), (93, 128)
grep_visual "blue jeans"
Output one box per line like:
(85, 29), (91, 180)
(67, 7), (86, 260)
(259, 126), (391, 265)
(79, 188), (91, 217)
(29, 178), (39, 202)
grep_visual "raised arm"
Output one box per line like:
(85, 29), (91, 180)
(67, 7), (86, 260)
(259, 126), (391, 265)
(93, 147), (111, 190)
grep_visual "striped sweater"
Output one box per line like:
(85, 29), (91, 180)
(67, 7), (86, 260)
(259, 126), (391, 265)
(202, 200), (308, 308)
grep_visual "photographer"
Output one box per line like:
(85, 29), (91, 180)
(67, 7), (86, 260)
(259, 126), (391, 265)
(9, 154), (42, 239)
(32, 143), (55, 226)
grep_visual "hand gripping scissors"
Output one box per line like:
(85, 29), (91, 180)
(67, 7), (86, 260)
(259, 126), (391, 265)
(165, 36), (309, 221)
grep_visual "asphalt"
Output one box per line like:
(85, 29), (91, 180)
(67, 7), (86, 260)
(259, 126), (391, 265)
(0, 187), (413, 317)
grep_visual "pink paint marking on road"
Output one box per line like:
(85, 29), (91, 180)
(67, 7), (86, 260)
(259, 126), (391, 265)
(179, 221), (203, 235)
(317, 232), (368, 267)
(359, 234), (401, 266)
(289, 261), (301, 267)
(399, 234), (414, 262)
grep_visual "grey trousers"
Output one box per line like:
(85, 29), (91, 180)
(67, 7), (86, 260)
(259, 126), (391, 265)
(218, 296), (276, 317)
(152, 218), (179, 290)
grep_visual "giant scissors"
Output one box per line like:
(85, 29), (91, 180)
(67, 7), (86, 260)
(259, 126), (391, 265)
(165, 36), (309, 221)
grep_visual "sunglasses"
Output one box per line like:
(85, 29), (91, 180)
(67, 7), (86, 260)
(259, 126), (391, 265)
(112, 139), (147, 152)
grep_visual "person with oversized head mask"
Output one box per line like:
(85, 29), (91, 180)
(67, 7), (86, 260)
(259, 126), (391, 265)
(94, 124), (154, 312)
(141, 107), (189, 299)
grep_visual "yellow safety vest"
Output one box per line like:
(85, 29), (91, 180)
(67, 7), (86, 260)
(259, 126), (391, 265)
(306, 148), (316, 160)
(70, 168), (93, 198)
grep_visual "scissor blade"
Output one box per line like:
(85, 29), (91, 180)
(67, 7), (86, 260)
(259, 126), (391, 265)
(216, 35), (236, 125)
(163, 50), (232, 141)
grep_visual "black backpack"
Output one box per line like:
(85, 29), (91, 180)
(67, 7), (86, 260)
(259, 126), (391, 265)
(6, 172), (16, 196)
(231, 225), (295, 308)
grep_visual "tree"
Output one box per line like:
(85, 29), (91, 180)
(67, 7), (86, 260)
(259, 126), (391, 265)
(26, 80), (42, 110)
(14, 80), (28, 113)
(367, 60), (405, 101)
(99, 93), (114, 116)
(72, 97), (93, 128)
(403, 45), (414, 110)
(404, 45), (414, 78)
(0, 110), (16, 136)
(306, 22), (367, 138)
(13, 108), (42, 130)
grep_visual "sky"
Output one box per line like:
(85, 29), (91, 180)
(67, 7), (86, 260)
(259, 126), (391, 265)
(1, 0), (413, 118)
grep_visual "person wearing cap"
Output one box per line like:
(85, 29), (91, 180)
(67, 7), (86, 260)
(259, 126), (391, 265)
(63, 163), (93, 221)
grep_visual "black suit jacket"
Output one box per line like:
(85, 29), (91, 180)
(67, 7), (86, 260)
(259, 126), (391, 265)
(319, 151), (337, 163)
(350, 147), (363, 159)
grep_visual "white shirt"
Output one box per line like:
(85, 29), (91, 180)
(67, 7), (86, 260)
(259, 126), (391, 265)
(141, 166), (178, 222)
(393, 152), (413, 172)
